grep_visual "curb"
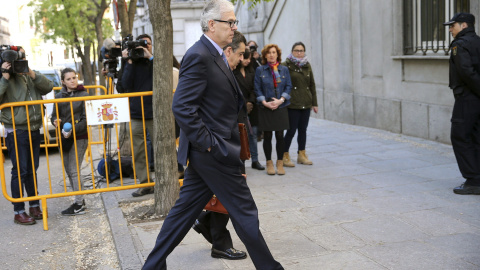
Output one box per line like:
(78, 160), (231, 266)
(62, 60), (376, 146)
(101, 191), (143, 270)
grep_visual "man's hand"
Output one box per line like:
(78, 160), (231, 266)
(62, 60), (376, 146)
(312, 106), (318, 113)
(246, 102), (253, 113)
(122, 49), (133, 64)
(141, 47), (153, 59)
(1, 62), (11, 80)
(27, 68), (36, 80)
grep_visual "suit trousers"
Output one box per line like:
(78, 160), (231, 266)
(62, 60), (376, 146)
(197, 210), (233, 250)
(451, 90), (480, 185)
(131, 119), (154, 185)
(142, 149), (283, 270)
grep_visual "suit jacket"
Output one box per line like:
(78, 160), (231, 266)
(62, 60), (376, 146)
(172, 35), (245, 167)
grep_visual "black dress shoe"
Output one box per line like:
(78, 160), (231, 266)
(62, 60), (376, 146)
(453, 183), (480, 195)
(251, 161), (265, 170)
(192, 219), (212, 243)
(211, 248), (247, 260)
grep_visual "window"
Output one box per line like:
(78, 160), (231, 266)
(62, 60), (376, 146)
(404, 0), (469, 55)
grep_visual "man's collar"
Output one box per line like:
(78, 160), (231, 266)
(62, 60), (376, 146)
(203, 34), (223, 56)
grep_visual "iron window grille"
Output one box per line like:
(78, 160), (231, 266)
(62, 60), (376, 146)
(404, 0), (470, 55)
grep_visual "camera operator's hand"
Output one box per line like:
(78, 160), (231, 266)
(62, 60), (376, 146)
(27, 68), (36, 80)
(1, 62), (11, 80)
(101, 68), (107, 76)
(140, 46), (153, 60)
(122, 49), (133, 64)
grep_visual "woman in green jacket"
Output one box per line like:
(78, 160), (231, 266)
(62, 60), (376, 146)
(282, 42), (318, 166)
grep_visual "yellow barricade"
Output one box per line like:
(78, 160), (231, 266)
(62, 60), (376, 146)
(0, 91), (154, 230)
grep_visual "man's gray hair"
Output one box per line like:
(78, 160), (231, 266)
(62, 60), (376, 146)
(223, 31), (246, 52)
(200, 0), (235, 33)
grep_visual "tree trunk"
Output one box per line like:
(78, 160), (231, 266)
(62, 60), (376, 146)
(92, 0), (108, 90)
(117, 0), (138, 37)
(146, 0), (178, 216)
(79, 42), (95, 93)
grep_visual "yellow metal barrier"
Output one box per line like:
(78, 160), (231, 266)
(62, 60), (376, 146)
(0, 91), (154, 230)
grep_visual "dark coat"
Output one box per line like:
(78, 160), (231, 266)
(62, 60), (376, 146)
(448, 27), (480, 97)
(233, 68), (259, 126)
(282, 58), (318, 109)
(50, 85), (89, 137)
(121, 58), (153, 119)
(172, 35), (245, 167)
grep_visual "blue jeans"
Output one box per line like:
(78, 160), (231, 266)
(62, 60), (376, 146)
(248, 123), (259, 162)
(6, 130), (41, 212)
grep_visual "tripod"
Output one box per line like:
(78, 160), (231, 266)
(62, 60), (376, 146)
(102, 73), (117, 182)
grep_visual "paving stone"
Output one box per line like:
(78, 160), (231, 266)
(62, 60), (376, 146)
(298, 203), (370, 225)
(398, 209), (475, 236)
(262, 230), (327, 260)
(357, 240), (478, 270)
(361, 157), (434, 172)
(299, 224), (366, 251)
(423, 233), (480, 266)
(258, 211), (309, 233)
(404, 163), (462, 180)
(352, 171), (430, 188)
(341, 216), (428, 244)
(328, 154), (380, 165)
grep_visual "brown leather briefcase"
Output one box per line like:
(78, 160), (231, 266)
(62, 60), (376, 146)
(238, 123), (250, 160)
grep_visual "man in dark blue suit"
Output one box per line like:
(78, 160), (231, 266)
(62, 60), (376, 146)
(142, 0), (283, 269)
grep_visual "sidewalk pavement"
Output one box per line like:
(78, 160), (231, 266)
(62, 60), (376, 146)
(104, 118), (480, 270)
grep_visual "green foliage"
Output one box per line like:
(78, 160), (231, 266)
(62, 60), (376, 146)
(102, 18), (114, 39)
(230, 0), (274, 8)
(28, 0), (112, 47)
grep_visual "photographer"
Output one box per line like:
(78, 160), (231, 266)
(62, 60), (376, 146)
(247, 40), (262, 71)
(0, 47), (54, 225)
(120, 34), (155, 197)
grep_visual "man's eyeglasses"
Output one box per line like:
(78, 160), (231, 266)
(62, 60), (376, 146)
(214, 19), (239, 28)
(293, 50), (305, 53)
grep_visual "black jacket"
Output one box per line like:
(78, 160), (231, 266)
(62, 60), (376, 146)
(121, 58), (153, 119)
(449, 27), (480, 97)
(233, 68), (259, 126)
(51, 86), (89, 137)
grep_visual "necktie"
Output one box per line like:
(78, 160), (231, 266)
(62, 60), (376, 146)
(221, 53), (230, 70)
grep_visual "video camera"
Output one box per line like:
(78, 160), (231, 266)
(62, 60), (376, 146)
(249, 45), (257, 53)
(0, 45), (29, 74)
(122, 34), (148, 60)
(101, 39), (122, 77)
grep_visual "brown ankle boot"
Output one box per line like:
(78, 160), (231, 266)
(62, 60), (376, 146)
(297, 150), (313, 165)
(283, 152), (295, 167)
(266, 160), (275, 175)
(276, 160), (285, 175)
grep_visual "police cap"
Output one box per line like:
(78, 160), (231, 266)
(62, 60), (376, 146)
(444, 12), (475, 26)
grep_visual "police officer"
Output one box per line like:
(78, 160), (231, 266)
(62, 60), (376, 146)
(444, 12), (480, 195)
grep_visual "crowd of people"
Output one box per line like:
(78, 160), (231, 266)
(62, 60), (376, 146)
(3, 0), (480, 269)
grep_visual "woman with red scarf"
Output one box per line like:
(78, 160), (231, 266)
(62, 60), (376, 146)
(51, 68), (89, 215)
(254, 44), (292, 175)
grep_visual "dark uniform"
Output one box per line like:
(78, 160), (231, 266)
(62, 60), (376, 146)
(444, 13), (480, 195)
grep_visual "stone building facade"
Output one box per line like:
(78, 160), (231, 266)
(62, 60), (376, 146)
(134, 0), (480, 144)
